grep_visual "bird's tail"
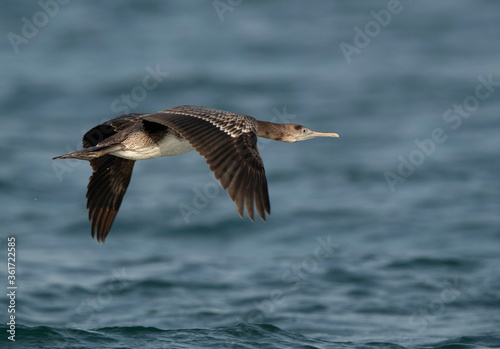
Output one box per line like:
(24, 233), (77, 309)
(53, 144), (125, 160)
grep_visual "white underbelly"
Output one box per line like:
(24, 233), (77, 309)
(112, 136), (194, 160)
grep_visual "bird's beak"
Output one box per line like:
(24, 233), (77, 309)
(298, 129), (340, 141)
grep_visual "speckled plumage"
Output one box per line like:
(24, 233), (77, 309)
(53, 105), (339, 243)
(161, 105), (258, 137)
(56, 106), (269, 242)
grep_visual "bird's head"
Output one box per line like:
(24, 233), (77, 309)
(281, 123), (339, 142)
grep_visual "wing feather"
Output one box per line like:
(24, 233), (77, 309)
(142, 105), (270, 220)
(82, 114), (142, 242)
(86, 155), (135, 242)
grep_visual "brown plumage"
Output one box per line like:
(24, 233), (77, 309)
(54, 105), (339, 243)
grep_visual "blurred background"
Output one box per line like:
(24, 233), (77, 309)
(1, 1), (499, 348)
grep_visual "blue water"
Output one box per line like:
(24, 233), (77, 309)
(1, 1), (500, 348)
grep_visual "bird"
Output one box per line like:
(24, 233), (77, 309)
(54, 105), (339, 243)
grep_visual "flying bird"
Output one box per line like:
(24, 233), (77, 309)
(54, 105), (339, 242)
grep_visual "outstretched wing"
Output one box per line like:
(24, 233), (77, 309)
(142, 105), (270, 221)
(87, 156), (135, 242)
(82, 114), (143, 242)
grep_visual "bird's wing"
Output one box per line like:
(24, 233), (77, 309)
(87, 156), (135, 242)
(142, 105), (271, 221)
(82, 114), (142, 242)
(82, 113), (144, 148)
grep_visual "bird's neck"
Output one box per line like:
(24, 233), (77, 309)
(257, 121), (287, 142)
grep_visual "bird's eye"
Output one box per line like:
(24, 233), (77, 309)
(302, 129), (307, 133)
